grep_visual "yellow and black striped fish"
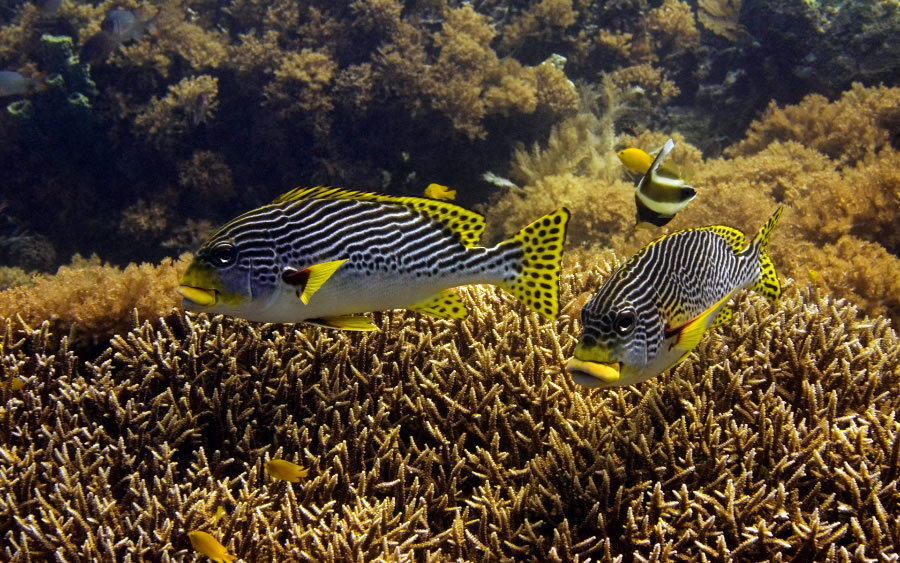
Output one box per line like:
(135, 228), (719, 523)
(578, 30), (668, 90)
(566, 207), (782, 387)
(618, 138), (696, 228)
(178, 187), (570, 330)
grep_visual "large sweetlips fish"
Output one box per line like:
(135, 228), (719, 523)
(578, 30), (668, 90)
(178, 186), (570, 330)
(566, 207), (783, 387)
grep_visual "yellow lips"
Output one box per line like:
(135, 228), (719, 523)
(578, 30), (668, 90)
(178, 285), (217, 306)
(565, 357), (622, 383)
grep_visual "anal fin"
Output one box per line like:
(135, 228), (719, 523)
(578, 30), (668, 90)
(306, 315), (377, 331)
(409, 290), (468, 320)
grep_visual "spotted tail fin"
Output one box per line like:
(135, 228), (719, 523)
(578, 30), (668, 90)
(496, 208), (570, 320)
(750, 206), (783, 301)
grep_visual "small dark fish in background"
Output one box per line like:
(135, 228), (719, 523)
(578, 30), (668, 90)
(191, 92), (211, 125)
(80, 7), (158, 63)
(33, 0), (62, 17)
(0, 68), (45, 97)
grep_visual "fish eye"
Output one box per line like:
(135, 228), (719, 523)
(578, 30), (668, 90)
(207, 242), (237, 266)
(614, 310), (636, 335)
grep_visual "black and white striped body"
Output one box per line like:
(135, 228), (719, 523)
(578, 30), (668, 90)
(567, 208), (782, 387)
(190, 198), (522, 323)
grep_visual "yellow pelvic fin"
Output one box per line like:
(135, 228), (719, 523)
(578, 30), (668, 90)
(497, 207), (570, 320)
(409, 290), (468, 320)
(272, 186), (485, 247)
(307, 315), (377, 331)
(298, 259), (346, 304)
(750, 206), (783, 301)
(669, 290), (737, 352)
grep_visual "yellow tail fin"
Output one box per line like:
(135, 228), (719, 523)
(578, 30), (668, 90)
(497, 207), (570, 320)
(751, 206), (783, 301)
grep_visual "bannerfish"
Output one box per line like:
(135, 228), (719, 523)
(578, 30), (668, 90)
(178, 187), (570, 330)
(424, 183), (456, 201)
(566, 207), (783, 388)
(187, 531), (235, 563)
(617, 139), (696, 228)
(265, 459), (309, 483)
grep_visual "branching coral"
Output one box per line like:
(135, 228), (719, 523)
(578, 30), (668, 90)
(133, 74), (219, 150)
(263, 49), (338, 137)
(697, 0), (745, 41)
(1, 252), (899, 560)
(727, 83), (900, 166)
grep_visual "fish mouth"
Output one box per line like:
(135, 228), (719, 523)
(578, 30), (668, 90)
(177, 285), (217, 307)
(565, 357), (622, 386)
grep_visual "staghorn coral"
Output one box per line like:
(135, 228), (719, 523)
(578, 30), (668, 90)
(1, 252), (900, 560)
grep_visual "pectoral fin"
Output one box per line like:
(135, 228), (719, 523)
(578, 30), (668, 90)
(307, 315), (377, 331)
(282, 259), (347, 304)
(667, 290), (736, 352)
(409, 290), (468, 319)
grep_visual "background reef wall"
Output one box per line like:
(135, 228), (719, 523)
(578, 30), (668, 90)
(1, 254), (899, 561)
(2, 0), (899, 272)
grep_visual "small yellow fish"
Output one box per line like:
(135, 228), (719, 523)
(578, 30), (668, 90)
(211, 505), (227, 526)
(423, 183), (456, 200)
(265, 459), (310, 483)
(188, 531), (234, 563)
(617, 147), (655, 175)
(5, 377), (24, 391)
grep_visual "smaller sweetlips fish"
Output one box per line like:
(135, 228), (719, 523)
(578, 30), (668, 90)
(188, 531), (234, 563)
(266, 459), (310, 482)
(617, 139), (696, 228)
(566, 207), (783, 388)
(424, 183), (456, 201)
(179, 186), (570, 329)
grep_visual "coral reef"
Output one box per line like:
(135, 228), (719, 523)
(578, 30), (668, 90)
(1, 252), (899, 560)
(0, 254), (188, 347)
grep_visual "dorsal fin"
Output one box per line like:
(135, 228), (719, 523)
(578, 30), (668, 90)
(273, 186), (486, 247)
(695, 225), (746, 252)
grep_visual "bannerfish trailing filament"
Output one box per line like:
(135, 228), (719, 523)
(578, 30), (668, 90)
(566, 207), (783, 387)
(179, 186), (570, 330)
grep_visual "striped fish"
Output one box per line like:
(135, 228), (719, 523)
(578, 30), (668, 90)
(618, 138), (696, 228)
(178, 187), (570, 330)
(566, 207), (782, 387)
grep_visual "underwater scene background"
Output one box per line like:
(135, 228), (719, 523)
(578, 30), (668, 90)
(1, 0), (900, 560)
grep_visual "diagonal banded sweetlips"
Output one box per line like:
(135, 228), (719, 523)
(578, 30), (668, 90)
(178, 186), (570, 330)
